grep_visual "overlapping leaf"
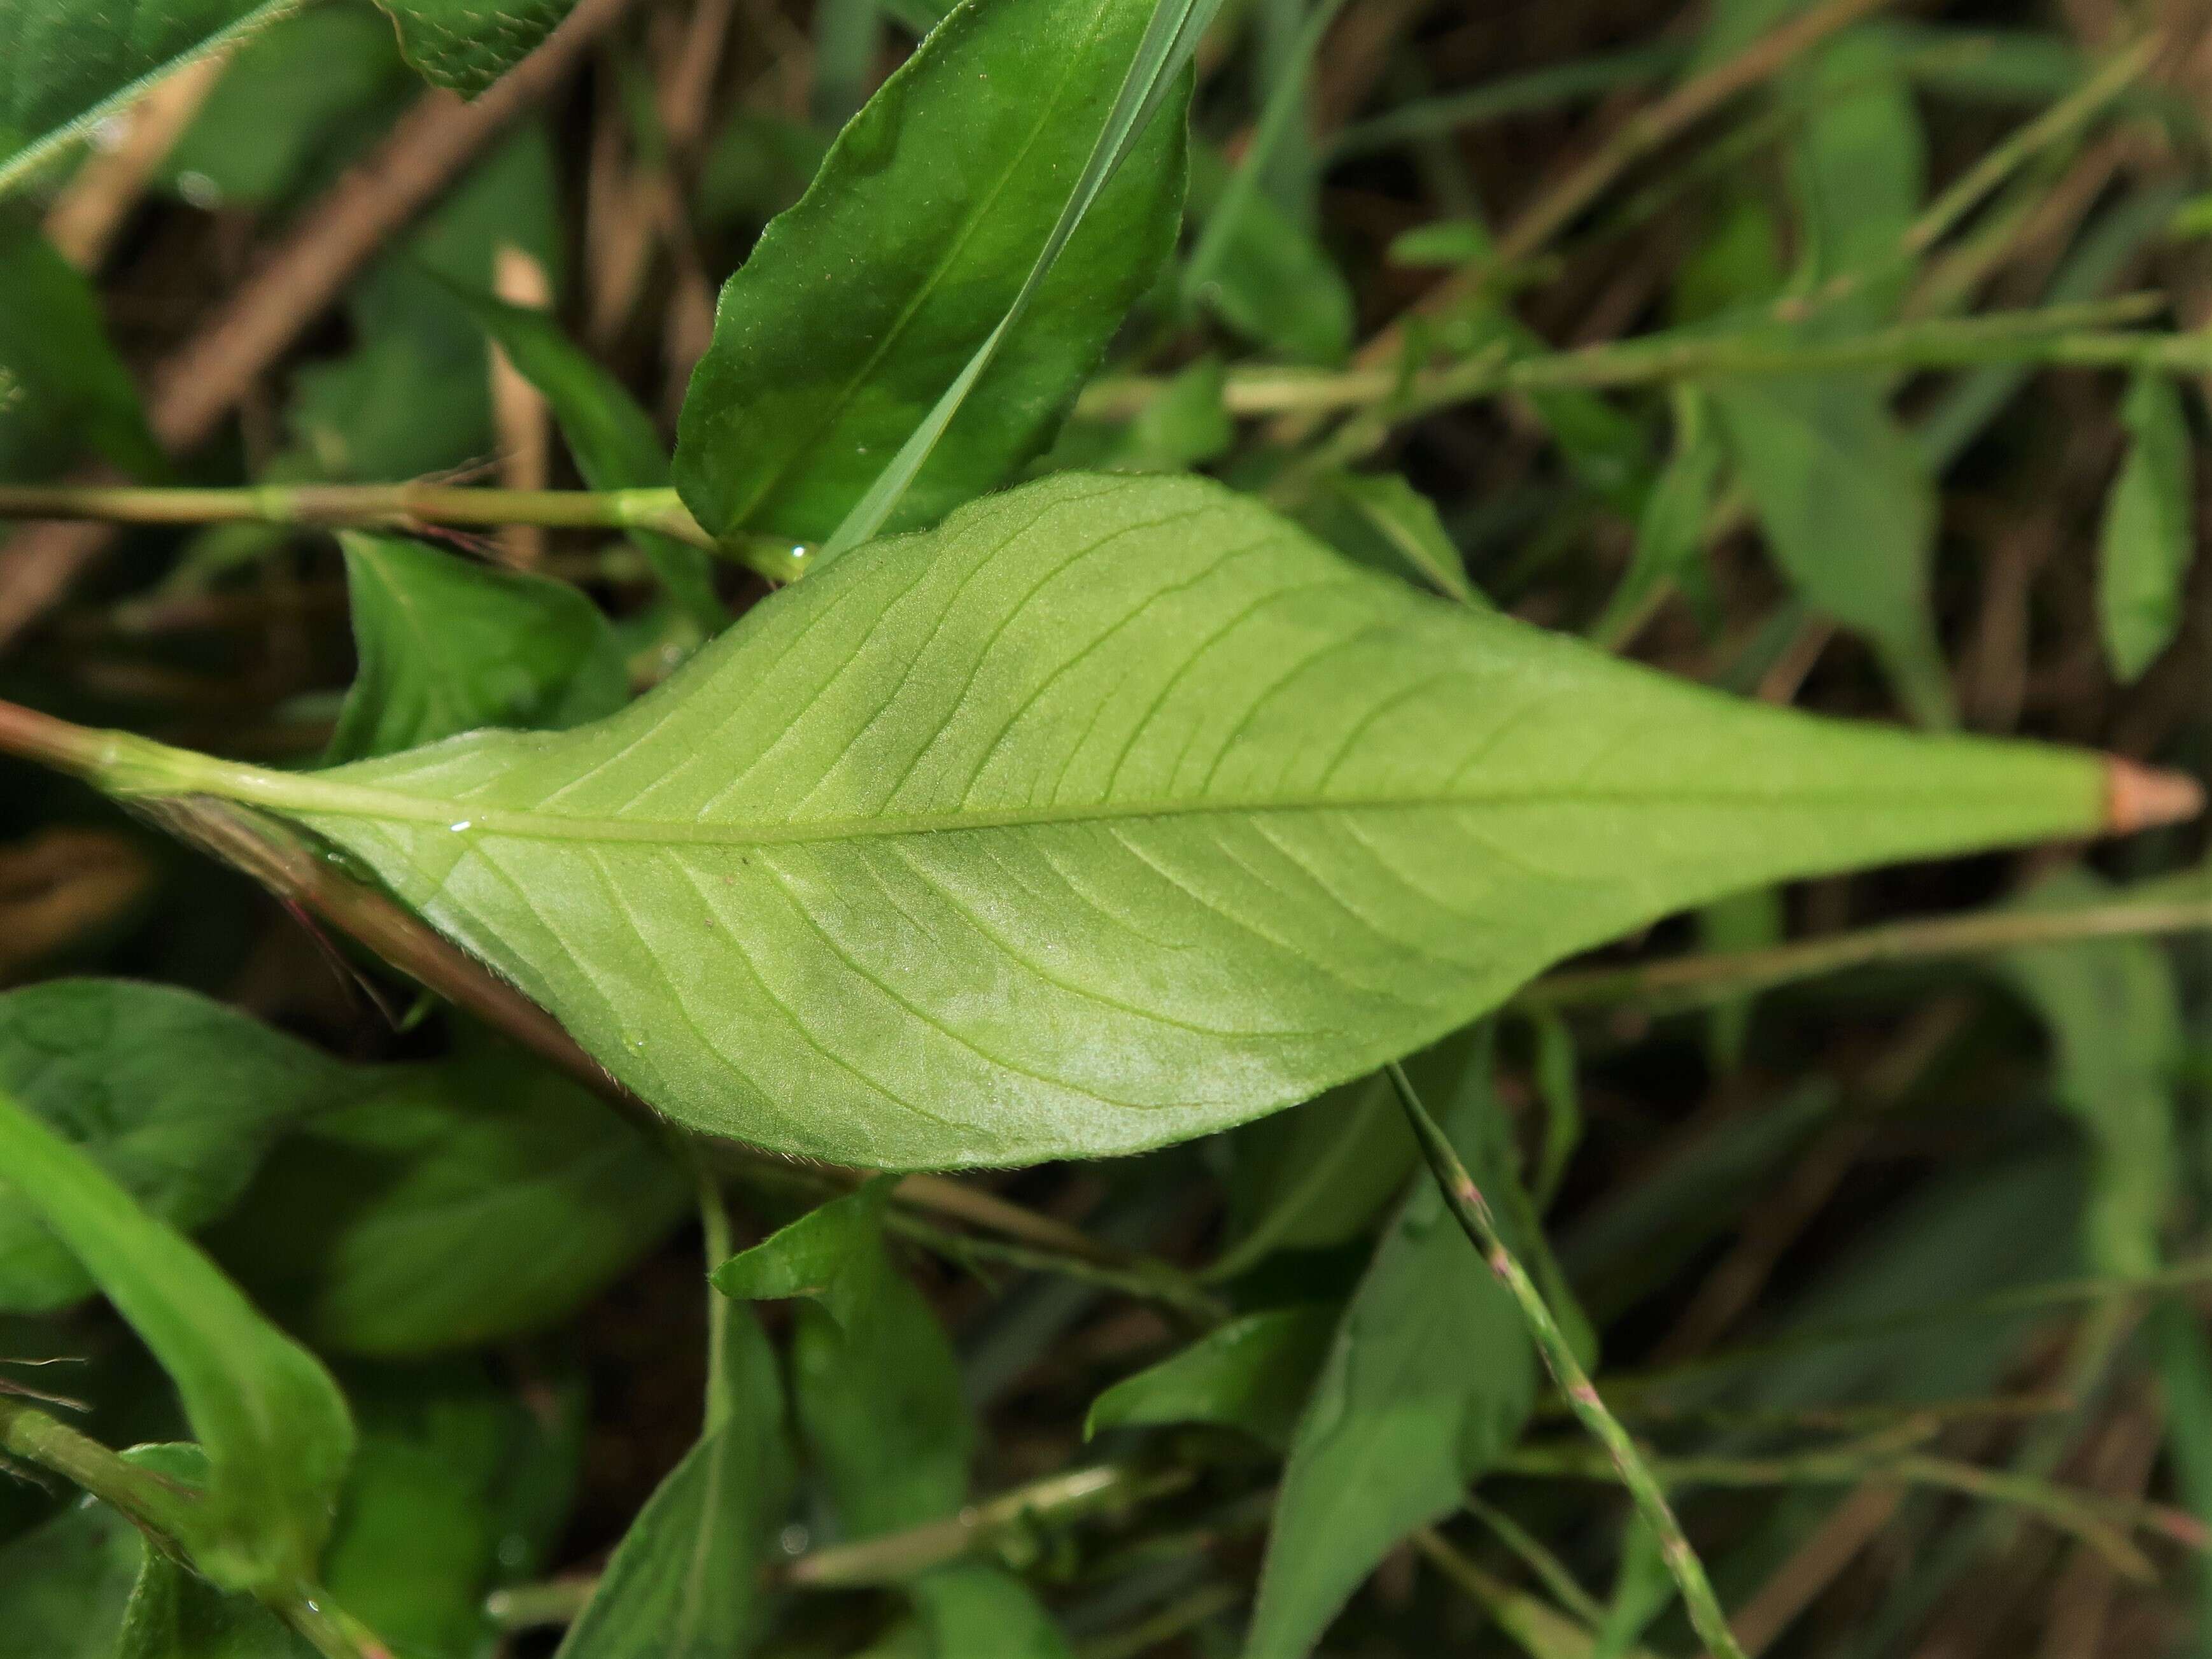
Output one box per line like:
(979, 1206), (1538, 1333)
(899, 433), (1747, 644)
(107, 472), (2118, 1169)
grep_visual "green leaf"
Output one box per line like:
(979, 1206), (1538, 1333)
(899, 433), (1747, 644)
(672, 0), (1188, 543)
(1085, 1305), (1334, 1450)
(717, 1183), (969, 1537)
(1187, 145), (1353, 366)
(1246, 1044), (1538, 1659)
(0, 1089), (354, 1596)
(2097, 371), (2196, 683)
(0, 0), (294, 197)
(287, 127), (560, 484)
(0, 979), (346, 1314)
(211, 1034), (688, 1356)
(320, 1363), (581, 1659)
(327, 532), (630, 765)
(1302, 472), (1481, 604)
(134, 472), (2122, 1170)
(1710, 371), (1954, 726)
(1996, 868), (2181, 1279)
(159, 4), (414, 210)
(0, 223), (165, 482)
(0, 1495), (144, 1658)
(372, 0), (576, 96)
(556, 1306), (795, 1658)
(449, 288), (725, 633)
(114, 1550), (314, 1659)
(1215, 1077), (1418, 1275)
(1591, 386), (1722, 640)
(908, 1563), (1072, 1659)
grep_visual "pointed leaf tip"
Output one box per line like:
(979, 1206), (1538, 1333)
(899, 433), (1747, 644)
(2103, 758), (2205, 835)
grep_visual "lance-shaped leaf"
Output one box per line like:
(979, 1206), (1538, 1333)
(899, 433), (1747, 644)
(672, 0), (1187, 543)
(1086, 1305), (1335, 1450)
(94, 473), (2159, 1169)
(0, 1087), (355, 1597)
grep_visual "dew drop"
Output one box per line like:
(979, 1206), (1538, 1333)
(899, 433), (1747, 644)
(779, 1523), (810, 1555)
(448, 820), (473, 833)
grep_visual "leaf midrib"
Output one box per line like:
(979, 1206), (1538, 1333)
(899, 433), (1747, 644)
(182, 766), (2043, 850)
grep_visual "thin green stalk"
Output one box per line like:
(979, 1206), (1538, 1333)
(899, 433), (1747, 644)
(1467, 1492), (1609, 1627)
(697, 1169), (733, 1434)
(1385, 1063), (1747, 1659)
(1499, 1441), (2194, 1581)
(0, 481), (804, 584)
(0, 1395), (199, 1540)
(1511, 892), (2212, 1017)
(1327, 43), (1687, 159)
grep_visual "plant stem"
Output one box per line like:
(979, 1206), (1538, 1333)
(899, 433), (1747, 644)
(1499, 1442), (2195, 1580)
(0, 1395), (199, 1539)
(1386, 1062), (1747, 1659)
(0, 481), (807, 584)
(1083, 299), (2194, 428)
(489, 1460), (1185, 1627)
(1511, 892), (2212, 1017)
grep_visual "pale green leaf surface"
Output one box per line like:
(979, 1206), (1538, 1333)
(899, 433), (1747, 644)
(452, 288), (724, 632)
(149, 472), (2120, 1170)
(327, 533), (629, 765)
(0, 1089), (354, 1595)
(672, 0), (1187, 542)
(2097, 371), (2196, 683)
(556, 1307), (794, 1659)
(0, 0), (293, 195)
(211, 1037), (687, 1356)
(1246, 1057), (1539, 1659)
(1085, 1304), (1334, 1450)
(718, 1184), (969, 1537)
(0, 979), (346, 1314)
(373, 0), (575, 95)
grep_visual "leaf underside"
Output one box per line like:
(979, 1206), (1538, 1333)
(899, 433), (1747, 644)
(197, 472), (2101, 1169)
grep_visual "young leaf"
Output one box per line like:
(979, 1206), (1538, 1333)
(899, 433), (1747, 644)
(1246, 1042), (1539, 1659)
(1591, 386), (1722, 642)
(0, 979), (347, 1314)
(99, 472), (2142, 1170)
(451, 287), (725, 633)
(327, 532), (629, 765)
(0, 0), (293, 197)
(0, 1087), (355, 1597)
(210, 1036), (688, 1357)
(556, 1306), (794, 1659)
(717, 1182), (970, 1536)
(373, 0), (576, 95)
(2097, 371), (2196, 684)
(1085, 1305), (1335, 1450)
(672, 0), (1187, 543)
